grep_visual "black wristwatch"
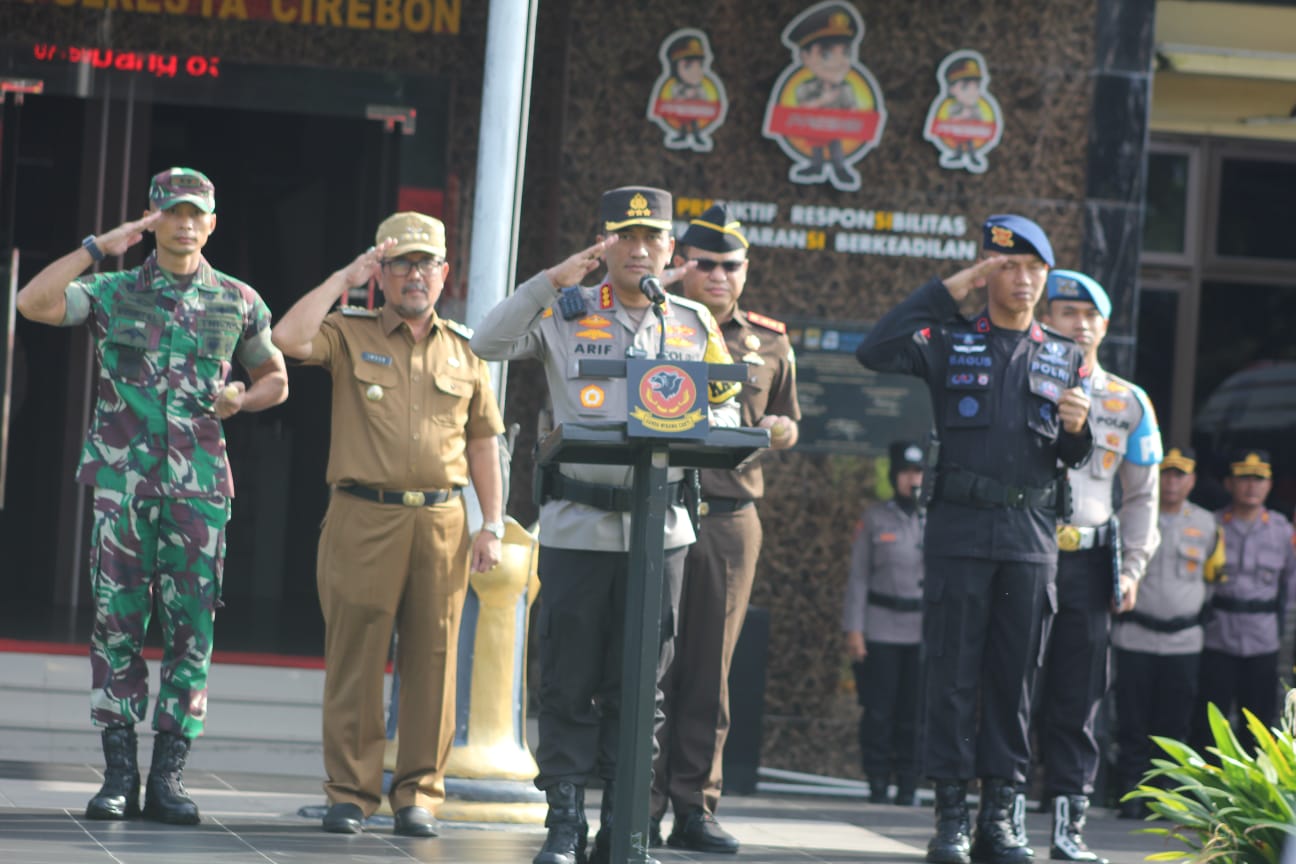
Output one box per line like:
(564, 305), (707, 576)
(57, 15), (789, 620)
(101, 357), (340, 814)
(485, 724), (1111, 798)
(81, 235), (106, 262)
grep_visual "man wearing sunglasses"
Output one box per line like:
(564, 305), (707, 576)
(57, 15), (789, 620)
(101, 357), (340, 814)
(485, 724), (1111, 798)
(272, 211), (505, 838)
(649, 204), (800, 854)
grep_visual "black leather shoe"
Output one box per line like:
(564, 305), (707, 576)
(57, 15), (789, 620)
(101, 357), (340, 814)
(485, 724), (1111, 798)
(667, 808), (739, 854)
(394, 805), (438, 837)
(322, 802), (364, 834)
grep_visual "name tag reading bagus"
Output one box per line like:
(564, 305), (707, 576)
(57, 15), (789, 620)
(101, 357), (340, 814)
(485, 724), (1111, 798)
(626, 358), (710, 441)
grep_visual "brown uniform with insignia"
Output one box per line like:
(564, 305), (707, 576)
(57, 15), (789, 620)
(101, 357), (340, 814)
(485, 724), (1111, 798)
(304, 303), (504, 815)
(652, 307), (800, 819)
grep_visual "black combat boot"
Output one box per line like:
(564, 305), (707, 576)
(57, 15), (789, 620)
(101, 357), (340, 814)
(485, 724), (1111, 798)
(969, 778), (1033, 863)
(85, 725), (141, 820)
(1049, 796), (1108, 863)
(534, 782), (587, 864)
(927, 780), (972, 864)
(142, 731), (200, 825)
(867, 774), (891, 804)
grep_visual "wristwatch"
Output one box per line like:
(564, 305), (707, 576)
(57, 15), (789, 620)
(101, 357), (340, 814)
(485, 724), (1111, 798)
(82, 235), (106, 262)
(482, 520), (505, 540)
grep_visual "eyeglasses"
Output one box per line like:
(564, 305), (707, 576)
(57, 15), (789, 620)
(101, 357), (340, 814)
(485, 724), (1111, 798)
(383, 257), (445, 277)
(690, 259), (745, 273)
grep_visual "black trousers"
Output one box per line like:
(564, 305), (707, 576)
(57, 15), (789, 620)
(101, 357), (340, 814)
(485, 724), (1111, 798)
(1112, 648), (1199, 795)
(533, 545), (685, 789)
(853, 641), (922, 783)
(1039, 547), (1111, 796)
(1191, 648), (1279, 752)
(922, 555), (1052, 782)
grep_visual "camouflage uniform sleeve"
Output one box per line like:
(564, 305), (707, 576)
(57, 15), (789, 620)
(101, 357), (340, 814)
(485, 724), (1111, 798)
(59, 274), (104, 327)
(234, 287), (282, 370)
(465, 355), (507, 440)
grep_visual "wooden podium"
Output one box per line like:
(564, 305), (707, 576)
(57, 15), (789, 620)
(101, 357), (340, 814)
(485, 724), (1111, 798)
(534, 358), (767, 864)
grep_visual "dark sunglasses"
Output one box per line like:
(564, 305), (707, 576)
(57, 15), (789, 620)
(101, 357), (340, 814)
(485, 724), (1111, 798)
(690, 258), (744, 273)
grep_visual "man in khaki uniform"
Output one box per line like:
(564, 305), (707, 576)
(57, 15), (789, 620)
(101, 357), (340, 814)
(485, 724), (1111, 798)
(272, 212), (505, 838)
(470, 186), (740, 864)
(650, 205), (800, 853)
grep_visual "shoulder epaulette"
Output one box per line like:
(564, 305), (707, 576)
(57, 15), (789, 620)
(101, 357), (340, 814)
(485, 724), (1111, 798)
(1038, 322), (1076, 343)
(745, 311), (787, 334)
(340, 305), (379, 318)
(443, 319), (475, 340)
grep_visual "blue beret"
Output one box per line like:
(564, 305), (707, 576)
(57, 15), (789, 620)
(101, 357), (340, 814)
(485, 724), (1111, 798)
(1046, 269), (1111, 319)
(982, 214), (1055, 267)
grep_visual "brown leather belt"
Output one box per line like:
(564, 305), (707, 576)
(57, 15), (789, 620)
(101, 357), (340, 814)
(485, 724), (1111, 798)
(339, 484), (462, 507)
(698, 497), (754, 516)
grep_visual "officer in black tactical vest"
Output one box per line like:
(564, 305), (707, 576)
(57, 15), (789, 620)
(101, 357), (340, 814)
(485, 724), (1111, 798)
(857, 215), (1093, 864)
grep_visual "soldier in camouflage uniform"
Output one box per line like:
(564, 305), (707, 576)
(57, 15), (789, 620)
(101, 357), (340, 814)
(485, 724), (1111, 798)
(15, 167), (288, 826)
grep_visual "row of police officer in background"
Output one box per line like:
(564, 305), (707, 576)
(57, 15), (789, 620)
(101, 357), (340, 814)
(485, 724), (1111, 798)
(854, 213), (1296, 864)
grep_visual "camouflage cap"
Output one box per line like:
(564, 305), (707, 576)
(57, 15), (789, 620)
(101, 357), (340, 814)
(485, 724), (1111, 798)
(149, 167), (215, 214)
(376, 212), (447, 258)
(601, 186), (672, 232)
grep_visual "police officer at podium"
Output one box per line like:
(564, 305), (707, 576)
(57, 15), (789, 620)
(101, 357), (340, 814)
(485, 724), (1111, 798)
(470, 186), (740, 864)
(1037, 269), (1162, 863)
(857, 215), (1093, 864)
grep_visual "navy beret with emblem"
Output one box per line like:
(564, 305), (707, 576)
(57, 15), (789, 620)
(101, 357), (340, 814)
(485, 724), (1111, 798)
(983, 214), (1055, 267)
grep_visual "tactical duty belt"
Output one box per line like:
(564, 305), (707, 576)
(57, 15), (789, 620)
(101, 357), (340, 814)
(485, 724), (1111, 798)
(935, 467), (1056, 510)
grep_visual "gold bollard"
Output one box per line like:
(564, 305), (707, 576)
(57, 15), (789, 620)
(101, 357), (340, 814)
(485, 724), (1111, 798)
(437, 517), (546, 823)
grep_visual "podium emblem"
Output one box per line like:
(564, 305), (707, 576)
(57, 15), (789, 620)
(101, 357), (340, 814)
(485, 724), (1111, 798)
(628, 360), (709, 439)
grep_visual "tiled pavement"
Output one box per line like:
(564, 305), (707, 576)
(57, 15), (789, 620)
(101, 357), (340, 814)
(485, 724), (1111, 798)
(0, 760), (1176, 864)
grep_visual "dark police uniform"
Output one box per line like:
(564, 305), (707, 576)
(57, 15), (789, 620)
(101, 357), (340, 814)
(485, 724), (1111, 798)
(842, 442), (925, 804)
(651, 207), (801, 853)
(470, 187), (740, 864)
(857, 215), (1092, 864)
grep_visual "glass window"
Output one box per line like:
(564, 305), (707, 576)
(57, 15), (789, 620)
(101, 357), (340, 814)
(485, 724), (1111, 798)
(1191, 280), (1296, 514)
(1216, 158), (1296, 261)
(1133, 288), (1177, 431)
(1142, 152), (1189, 255)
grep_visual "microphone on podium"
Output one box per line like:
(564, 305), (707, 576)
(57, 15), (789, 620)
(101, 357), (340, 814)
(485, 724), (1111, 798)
(639, 274), (667, 306)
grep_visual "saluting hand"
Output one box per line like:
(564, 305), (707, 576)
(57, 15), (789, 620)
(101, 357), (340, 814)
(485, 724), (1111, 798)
(942, 255), (1006, 302)
(93, 211), (164, 258)
(546, 237), (617, 290)
(470, 531), (502, 575)
(1058, 386), (1090, 434)
(338, 238), (396, 291)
